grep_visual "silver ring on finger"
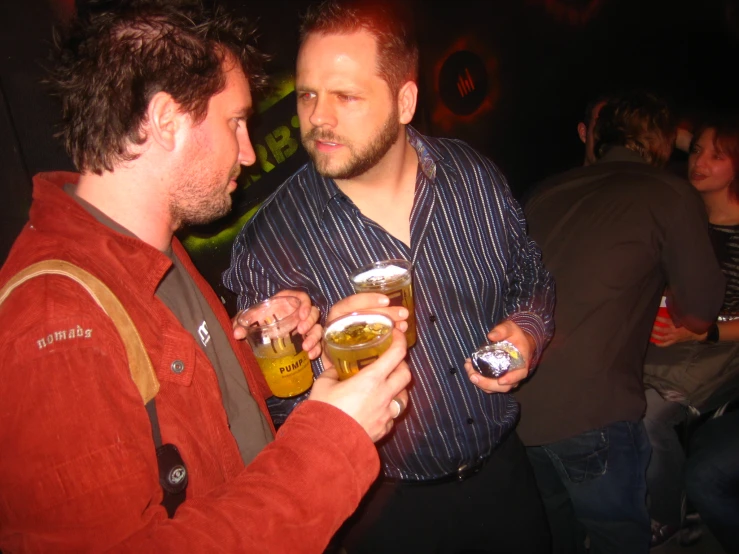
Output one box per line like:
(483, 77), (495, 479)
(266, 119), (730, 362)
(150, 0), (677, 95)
(391, 398), (404, 419)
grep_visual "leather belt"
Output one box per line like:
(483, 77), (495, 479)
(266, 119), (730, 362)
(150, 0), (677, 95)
(384, 455), (492, 486)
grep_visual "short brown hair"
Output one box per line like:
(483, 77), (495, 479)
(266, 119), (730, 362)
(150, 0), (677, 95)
(47, 0), (269, 174)
(582, 93), (614, 126)
(593, 91), (677, 167)
(299, 0), (418, 97)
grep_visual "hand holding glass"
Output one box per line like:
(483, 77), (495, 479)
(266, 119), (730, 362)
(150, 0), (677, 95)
(241, 296), (314, 398)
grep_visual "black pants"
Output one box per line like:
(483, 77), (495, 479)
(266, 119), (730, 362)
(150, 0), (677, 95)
(332, 432), (551, 554)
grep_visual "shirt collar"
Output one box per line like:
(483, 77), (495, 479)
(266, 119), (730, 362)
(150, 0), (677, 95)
(596, 145), (651, 165)
(311, 125), (442, 215)
(407, 125), (441, 181)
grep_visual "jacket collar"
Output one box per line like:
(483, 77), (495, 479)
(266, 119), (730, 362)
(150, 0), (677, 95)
(28, 172), (173, 297)
(596, 145), (651, 165)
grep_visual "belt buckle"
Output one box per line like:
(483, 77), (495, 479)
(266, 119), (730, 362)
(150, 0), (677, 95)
(456, 459), (483, 482)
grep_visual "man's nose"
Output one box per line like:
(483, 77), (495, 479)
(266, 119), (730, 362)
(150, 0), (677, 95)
(238, 128), (257, 166)
(308, 96), (337, 128)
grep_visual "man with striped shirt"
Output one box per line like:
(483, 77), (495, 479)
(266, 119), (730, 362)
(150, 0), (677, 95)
(223, 1), (555, 552)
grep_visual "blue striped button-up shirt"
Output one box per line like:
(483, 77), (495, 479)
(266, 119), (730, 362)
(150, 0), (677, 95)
(223, 127), (555, 480)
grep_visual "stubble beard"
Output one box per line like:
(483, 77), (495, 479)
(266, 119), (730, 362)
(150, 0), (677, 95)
(170, 151), (238, 228)
(170, 181), (233, 227)
(302, 107), (401, 180)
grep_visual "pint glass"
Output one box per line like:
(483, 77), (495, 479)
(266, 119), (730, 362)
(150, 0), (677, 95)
(241, 296), (313, 398)
(350, 259), (416, 348)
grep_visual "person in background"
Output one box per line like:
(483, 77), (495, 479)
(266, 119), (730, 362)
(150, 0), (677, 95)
(0, 1), (410, 551)
(577, 93), (612, 166)
(223, 1), (555, 552)
(644, 117), (739, 552)
(516, 91), (724, 554)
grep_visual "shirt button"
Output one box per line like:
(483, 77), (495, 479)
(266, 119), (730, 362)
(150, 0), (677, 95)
(450, 367), (457, 375)
(430, 315), (437, 323)
(170, 360), (185, 374)
(467, 417), (474, 425)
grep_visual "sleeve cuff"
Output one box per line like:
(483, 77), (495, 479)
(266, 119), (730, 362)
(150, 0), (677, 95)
(507, 312), (548, 368)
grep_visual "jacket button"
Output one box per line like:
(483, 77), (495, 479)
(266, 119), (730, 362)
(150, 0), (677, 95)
(170, 360), (185, 374)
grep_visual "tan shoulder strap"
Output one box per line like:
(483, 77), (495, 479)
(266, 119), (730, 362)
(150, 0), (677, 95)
(0, 259), (160, 404)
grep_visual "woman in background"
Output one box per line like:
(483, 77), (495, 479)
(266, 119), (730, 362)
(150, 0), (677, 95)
(645, 118), (739, 552)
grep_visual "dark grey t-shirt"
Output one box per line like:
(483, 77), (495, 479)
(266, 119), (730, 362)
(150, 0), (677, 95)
(157, 253), (273, 463)
(67, 185), (272, 464)
(515, 148), (725, 445)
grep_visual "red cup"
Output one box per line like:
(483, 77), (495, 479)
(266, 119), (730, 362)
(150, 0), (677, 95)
(650, 296), (669, 344)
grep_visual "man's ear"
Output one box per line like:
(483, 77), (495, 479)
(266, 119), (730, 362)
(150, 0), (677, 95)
(577, 122), (587, 144)
(398, 81), (418, 125)
(146, 91), (184, 152)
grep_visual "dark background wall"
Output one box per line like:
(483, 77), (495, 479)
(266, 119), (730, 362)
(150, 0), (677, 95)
(3, 0), (739, 302)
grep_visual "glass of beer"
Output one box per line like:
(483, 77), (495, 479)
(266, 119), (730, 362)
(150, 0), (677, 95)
(324, 312), (394, 380)
(349, 259), (416, 348)
(240, 296), (313, 398)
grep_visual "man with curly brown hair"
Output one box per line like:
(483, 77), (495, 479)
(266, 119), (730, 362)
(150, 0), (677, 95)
(0, 1), (410, 551)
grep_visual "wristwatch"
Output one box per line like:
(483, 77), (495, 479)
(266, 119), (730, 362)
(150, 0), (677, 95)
(704, 322), (720, 344)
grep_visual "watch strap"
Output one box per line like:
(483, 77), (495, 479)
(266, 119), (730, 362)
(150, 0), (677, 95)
(704, 322), (720, 344)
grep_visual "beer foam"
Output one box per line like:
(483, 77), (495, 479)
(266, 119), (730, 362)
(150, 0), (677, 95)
(353, 264), (407, 284)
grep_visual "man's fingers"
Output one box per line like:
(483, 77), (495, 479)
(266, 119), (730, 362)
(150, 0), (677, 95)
(487, 320), (514, 341)
(327, 293), (391, 322)
(381, 418), (394, 438)
(362, 306), (409, 324)
(301, 319), (323, 359)
(315, 366), (339, 382)
(297, 306), (320, 335)
(463, 361), (523, 394)
(305, 342), (322, 361)
(349, 328), (407, 381)
(332, 305), (408, 330)
(497, 366), (528, 386)
(384, 361), (412, 397)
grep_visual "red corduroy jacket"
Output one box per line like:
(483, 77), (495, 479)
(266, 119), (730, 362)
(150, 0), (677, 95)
(0, 172), (379, 553)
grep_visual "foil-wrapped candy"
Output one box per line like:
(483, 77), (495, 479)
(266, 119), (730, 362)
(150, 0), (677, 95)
(470, 340), (525, 378)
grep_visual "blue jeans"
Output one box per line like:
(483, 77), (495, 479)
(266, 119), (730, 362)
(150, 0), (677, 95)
(643, 388), (686, 527)
(527, 421), (652, 554)
(684, 409), (739, 553)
